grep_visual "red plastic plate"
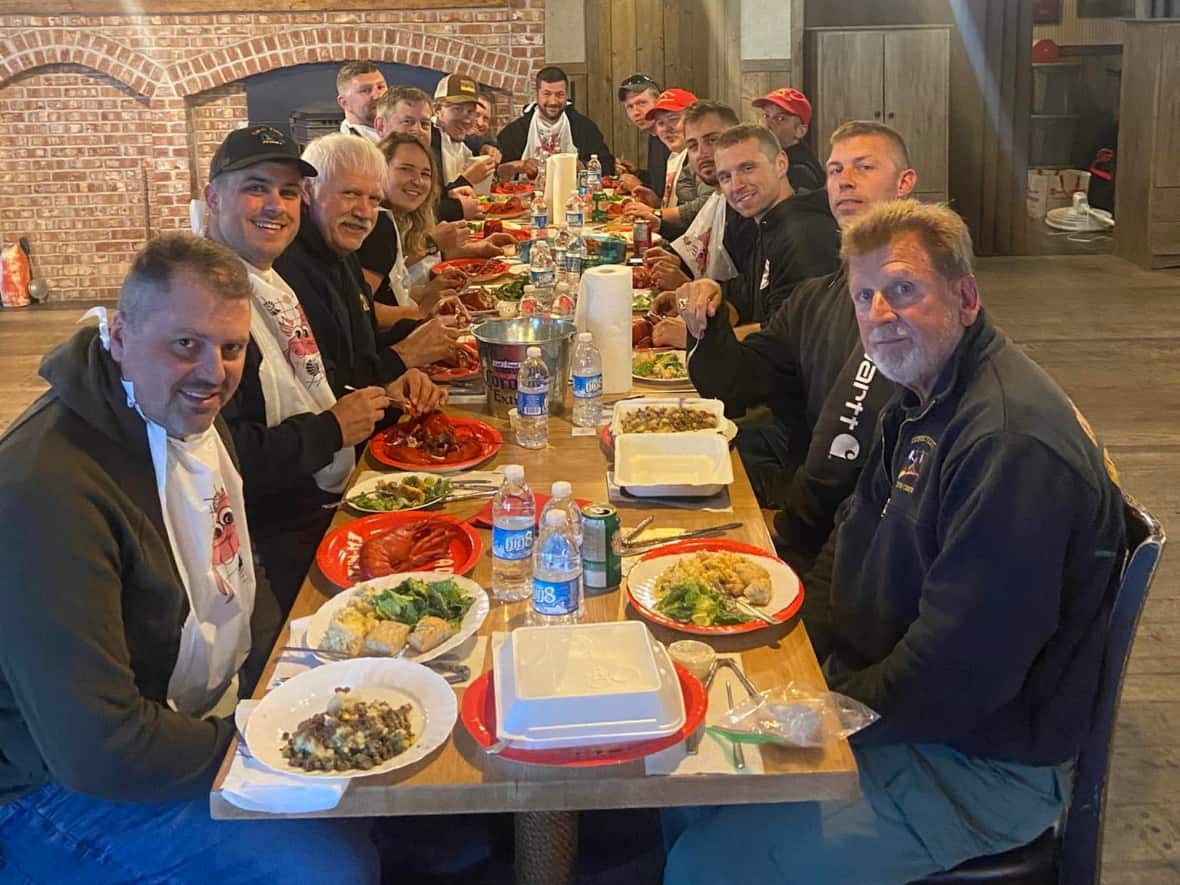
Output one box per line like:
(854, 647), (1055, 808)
(369, 417), (502, 472)
(431, 258), (512, 282)
(460, 664), (707, 766)
(315, 513), (483, 588)
(424, 343), (481, 383)
(624, 538), (804, 635)
(467, 492), (591, 529)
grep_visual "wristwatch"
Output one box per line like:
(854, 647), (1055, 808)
(653, 209), (663, 220)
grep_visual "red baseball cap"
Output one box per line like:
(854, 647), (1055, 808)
(753, 87), (812, 127)
(645, 88), (698, 121)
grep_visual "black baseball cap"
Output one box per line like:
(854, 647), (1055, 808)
(618, 73), (660, 102)
(209, 125), (318, 180)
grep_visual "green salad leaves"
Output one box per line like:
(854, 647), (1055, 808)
(652, 577), (751, 626)
(370, 577), (473, 630)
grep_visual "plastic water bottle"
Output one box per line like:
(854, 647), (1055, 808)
(541, 481), (584, 549)
(532, 510), (583, 623)
(585, 154), (603, 195)
(552, 223), (571, 284)
(491, 464), (536, 602)
(564, 194), (586, 280)
(530, 189), (548, 239)
(571, 331), (603, 429)
(529, 238), (556, 293)
(516, 345), (550, 449)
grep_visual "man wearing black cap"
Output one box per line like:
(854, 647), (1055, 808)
(207, 126), (443, 611)
(617, 73), (669, 194)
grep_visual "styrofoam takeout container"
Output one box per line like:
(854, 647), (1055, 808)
(614, 432), (734, 497)
(493, 621), (686, 748)
(609, 397), (726, 438)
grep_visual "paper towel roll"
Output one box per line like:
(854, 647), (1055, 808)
(576, 265), (634, 394)
(545, 153), (578, 221)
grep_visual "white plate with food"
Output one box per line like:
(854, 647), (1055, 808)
(625, 539), (804, 635)
(345, 473), (454, 513)
(244, 658), (457, 779)
(632, 350), (691, 385)
(305, 572), (489, 664)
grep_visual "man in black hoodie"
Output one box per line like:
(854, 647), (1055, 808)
(0, 234), (377, 882)
(676, 121), (917, 566)
(497, 66), (617, 175)
(664, 200), (1126, 885)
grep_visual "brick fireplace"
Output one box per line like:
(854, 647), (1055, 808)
(0, 2), (545, 301)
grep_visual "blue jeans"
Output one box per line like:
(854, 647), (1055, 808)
(662, 743), (1065, 885)
(0, 784), (379, 884)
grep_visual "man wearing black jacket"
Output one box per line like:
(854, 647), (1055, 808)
(617, 73), (670, 193)
(676, 121), (917, 567)
(497, 66), (616, 175)
(213, 129), (446, 609)
(664, 199), (1126, 885)
(753, 86), (825, 193)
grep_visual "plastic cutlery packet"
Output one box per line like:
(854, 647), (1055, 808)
(708, 682), (879, 748)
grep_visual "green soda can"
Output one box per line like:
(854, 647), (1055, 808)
(581, 503), (622, 591)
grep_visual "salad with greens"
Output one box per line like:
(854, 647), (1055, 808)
(348, 475), (452, 512)
(633, 351), (688, 380)
(368, 577), (474, 630)
(494, 277), (527, 302)
(653, 577), (752, 627)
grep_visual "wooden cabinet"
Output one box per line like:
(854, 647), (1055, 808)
(1116, 21), (1180, 269)
(805, 26), (950, 204)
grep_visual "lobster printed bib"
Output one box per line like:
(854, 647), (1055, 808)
(122, 380), (256, 719)
(246, 263), (355, 494)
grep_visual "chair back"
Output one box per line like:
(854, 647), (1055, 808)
(1059, 494), (1166, 885)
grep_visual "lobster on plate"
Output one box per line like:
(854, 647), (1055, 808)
(383, 410), (485, 465)
(459, 286), (497, 312)
(484, 196), (524, 216)
(358, 520), (457, 579)
(428, 344), (479, 375)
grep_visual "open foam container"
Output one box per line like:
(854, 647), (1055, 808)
(614, 432), (733, 497)
(493, 621), (686, 748)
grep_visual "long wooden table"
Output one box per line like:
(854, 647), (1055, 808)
(210, 403), (858, 873)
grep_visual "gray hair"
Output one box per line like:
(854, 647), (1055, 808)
(301, 133), (385, 195)
(118, 233), (250, 330)
(842, 200), (974, 280)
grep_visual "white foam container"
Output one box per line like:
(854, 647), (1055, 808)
(609, 397), (726, 437)
(493, 621), (685, 748)
(614, 432), (734, 497)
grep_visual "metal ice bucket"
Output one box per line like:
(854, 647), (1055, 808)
(471, 317), (577, 417)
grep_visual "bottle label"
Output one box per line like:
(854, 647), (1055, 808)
(532, 211), (548, 229)
(572, 373), (602, 398)
(530, 268), (555, 289)
(586, 172), (602, 192)
(533, 575), (580, 615)
(517, 389), (548, 417)
(565, 209), (584, 227)
(493, 525), (534, 560)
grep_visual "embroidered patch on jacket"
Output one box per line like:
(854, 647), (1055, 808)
(896, 434), (937, 494)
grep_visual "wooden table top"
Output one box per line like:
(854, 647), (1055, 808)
(210, 404), (859, 819)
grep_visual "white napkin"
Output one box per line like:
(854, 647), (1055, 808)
(645, 656), (765, 776)
(606, 470), (732, 513)
(221, 618), (350, 813)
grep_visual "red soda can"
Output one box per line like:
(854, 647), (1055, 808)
(632, 219), (652, 256)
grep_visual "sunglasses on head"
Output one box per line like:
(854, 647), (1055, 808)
(620, 74), (659, 93)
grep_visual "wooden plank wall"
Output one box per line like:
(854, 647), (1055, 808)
(561, 0), (804, 169)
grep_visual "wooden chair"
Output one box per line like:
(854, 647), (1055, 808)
(915, 494), (1166, 885)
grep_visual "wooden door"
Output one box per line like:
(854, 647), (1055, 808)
(884, 29), (949, 198)
(813, 31), (885, 146)
(1154, 35), (1180, 189)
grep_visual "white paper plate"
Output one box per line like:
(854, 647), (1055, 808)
(244, 658), (458, 779)
(632, 350), (690, 386)
(305, 572), (489, 664)
(344, 473), (452, 514)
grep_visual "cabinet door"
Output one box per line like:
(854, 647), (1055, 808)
(884, 29), (949, 193)
(1155, 37), (1180, 188)
(815, 31), (885, 145)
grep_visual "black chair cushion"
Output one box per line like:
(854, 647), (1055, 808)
(911, 828), (1057, 884)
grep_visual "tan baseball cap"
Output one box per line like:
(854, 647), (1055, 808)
(434, 74), (479, 105)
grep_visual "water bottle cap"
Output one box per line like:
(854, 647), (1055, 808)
(526, 346), (542, 358)
(503, 464), (524, 481)
(551, 480), (572, 498)
(544, 510), (568, 526)
(577, 331), (592, 343)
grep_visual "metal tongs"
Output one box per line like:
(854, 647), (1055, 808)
(686, 658), (760, 757)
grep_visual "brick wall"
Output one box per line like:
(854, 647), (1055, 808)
(0, 3), (545, 301)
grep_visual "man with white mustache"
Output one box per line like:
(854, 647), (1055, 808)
(273, 133), (461, 402)
(664, 200), (1126, 885)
